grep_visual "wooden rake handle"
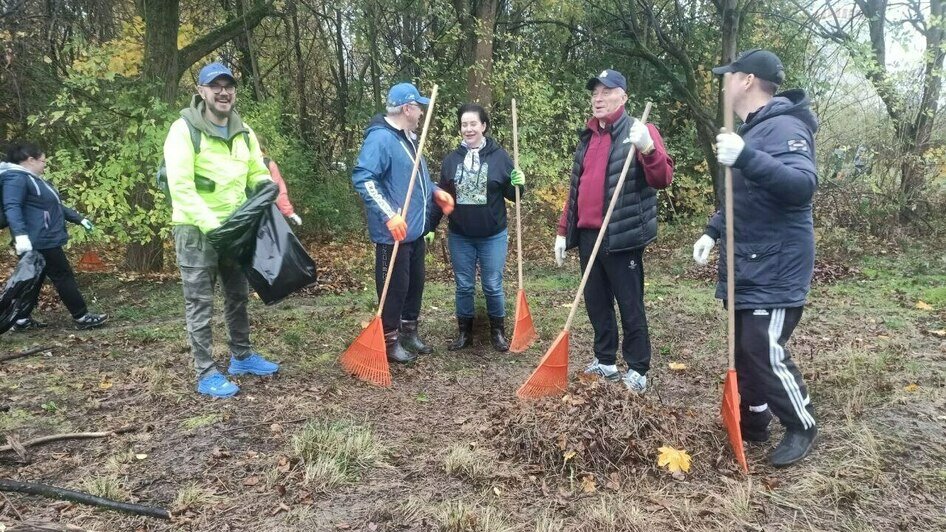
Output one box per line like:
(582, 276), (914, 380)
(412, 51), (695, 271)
(376, 85), (439, 316)
(563, 102), (653, 331)
(512, 98), (524, 291)
(722, 74), (736, 371)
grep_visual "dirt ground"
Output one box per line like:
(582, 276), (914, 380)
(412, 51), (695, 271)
(0, 216), (944, 531)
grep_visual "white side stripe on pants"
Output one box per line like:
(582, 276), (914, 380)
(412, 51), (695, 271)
(768, 308), (816, 429)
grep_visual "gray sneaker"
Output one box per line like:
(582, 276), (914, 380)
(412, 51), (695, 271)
(583, 358), (621, 381)
(623, 369), (647, 393)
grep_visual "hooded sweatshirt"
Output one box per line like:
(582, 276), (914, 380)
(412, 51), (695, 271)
(0, 162), (84, 250)
(163, 95), (271, 233)
(429, 136), (520, 238)
(705, 89), (819, 309)
(351, 114), (436, 245)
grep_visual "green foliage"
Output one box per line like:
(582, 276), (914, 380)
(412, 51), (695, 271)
(29, 43), (175, 246)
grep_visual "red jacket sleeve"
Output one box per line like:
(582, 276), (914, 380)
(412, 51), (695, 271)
(557, 197), (569, 237)
(269, 160), (296, 217)
(637, 123), (674, 189)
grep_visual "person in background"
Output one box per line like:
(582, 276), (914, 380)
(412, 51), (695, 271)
(257, 138), (302, 226)
(0, 141), (108, 331)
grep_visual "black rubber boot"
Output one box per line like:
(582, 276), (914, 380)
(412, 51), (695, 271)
(448, 317), (473, 351)
(741, 406), (774, 444)
(489, 316), (509, 352)
(384, 330), (416, 364)
(769, 425), (818, 467)
(399, 319), (433, 354)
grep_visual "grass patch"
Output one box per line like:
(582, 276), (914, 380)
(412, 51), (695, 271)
(172, 483), (218, 513)
(290, 419), (382, 491)
(435, 500), (514, 532)
(82, 475), (128, 501)
(443, 443), (496, 483)
(180, 413), (225, 430)
(0, 408), (37, 432)
(574, 496), (652, 532)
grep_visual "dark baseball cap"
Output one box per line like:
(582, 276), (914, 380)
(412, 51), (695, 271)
(712, 49), (785, 84)
(586, 69), (627, 91)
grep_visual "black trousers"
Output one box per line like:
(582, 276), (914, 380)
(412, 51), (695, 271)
(577, 229), (651, 374)
(735, 306), (816, 431)
(21, 246), (88, 320)
(375, 239), (425, 333)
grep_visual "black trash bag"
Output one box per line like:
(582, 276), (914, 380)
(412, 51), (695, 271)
(206, 181), (279, 261)
(244, 204), (317, 305)
(0, 251), (46, 334)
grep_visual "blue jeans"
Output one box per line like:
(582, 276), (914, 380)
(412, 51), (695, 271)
(448, 229), (508, 319)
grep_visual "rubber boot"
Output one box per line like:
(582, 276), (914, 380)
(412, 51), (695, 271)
(384, 330), (416, 364)
(399, 319), (433, 354)
(489, 316), (509, 352)
(448, 317), (473, 351)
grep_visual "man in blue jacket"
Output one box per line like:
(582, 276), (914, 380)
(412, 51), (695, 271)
(692, 49), (818, 467)
(352, 82), (454, 363)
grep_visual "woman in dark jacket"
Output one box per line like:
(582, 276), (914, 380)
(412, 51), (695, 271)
(429, 104), (525, 351)
(1, 142), (107, 330)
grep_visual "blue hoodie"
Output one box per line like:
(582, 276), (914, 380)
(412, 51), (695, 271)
(1, 163), (84, 250)
(706, 89), (819, 310)
(351, 114), (436, 245)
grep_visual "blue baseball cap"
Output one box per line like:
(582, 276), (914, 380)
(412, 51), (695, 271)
(586, 69), (627, 91)
(198, 62), (235, 85)
(387, 82), (430, 107)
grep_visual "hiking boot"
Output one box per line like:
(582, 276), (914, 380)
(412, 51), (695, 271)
(197, 372), (239, 398)
(769, 425), (818, 468)
(583, 358), (621, 381)
(448, 317), (473, 351)
(384, 330), (416, 364)
(12, 317), (47, 331)
(74, 313), (108, 330)
(228, 353), (280, 376)
(623, 369), (648, 393)
(489, 316), (509, 352)
(741, 405), (774, 444)
(399, 319), (433, 355)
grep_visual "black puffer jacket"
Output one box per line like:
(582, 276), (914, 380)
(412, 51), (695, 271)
(563, 112), (656, 253)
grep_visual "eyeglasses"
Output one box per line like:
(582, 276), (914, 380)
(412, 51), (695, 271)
(202, 84), (236, 94)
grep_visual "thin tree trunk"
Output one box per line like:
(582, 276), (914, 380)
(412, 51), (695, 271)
(468, 0), (498, 106)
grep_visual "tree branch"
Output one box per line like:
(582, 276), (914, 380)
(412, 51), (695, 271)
(177, 0), (275, 78)
(0, 479), (170, 520)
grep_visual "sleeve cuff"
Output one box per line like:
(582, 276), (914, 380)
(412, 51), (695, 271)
(704, 225), (720, 241)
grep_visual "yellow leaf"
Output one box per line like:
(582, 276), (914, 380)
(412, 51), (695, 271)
(916, 301), (933, 310)
(563, 450), (577, 463)
(135, 453), (148, 460)
(580, 475), (597, 493)
(904, 383), (919, 392)
(99, 377), (113, 390)
(657, 446), (692, 474)
(930, 329), (946, 337)
(668, 362), (687, 371)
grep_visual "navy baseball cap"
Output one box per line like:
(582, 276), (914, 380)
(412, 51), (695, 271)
(198, 62), (235, 85)
(586, 69), (627, 91)
(387, 83), (430, 107)
(712, 49), (785, 84)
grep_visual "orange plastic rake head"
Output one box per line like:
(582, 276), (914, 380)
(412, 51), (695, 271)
(339, 317), (391, 387)
(516, 330), (570, 398)
(509, 289), (537, 353)
(721, 368), (748, 473)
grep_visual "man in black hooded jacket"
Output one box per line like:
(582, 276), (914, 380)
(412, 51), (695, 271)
(692, 49), (819, 467)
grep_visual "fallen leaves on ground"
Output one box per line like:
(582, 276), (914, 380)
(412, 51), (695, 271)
(657, 446), (692, 475)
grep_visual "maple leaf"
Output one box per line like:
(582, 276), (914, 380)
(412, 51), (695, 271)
(903, 383), (919, 392)
(916, 301), (933, 310)
(668, 362), (687, 371)
(657, 446), (692, 474)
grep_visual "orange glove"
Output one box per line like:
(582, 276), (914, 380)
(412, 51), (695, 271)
(434, 190), (455, 216)
(386, 214), (407, 241)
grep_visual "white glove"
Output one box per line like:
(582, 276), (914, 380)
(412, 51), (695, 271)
(289, 214), (302, 226)
(716, 132), (745, 166)
(692, 234), (715, 265)
(554, 235), (567, 267)
(628, 120), (654, 152)
(14, 235), (32, 255)
(80, 219), (94, 232)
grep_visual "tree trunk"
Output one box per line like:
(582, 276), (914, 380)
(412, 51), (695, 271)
(468, 0), (498, 106)
(334, 9), (350, 152)
(289, 4), (313, 146)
